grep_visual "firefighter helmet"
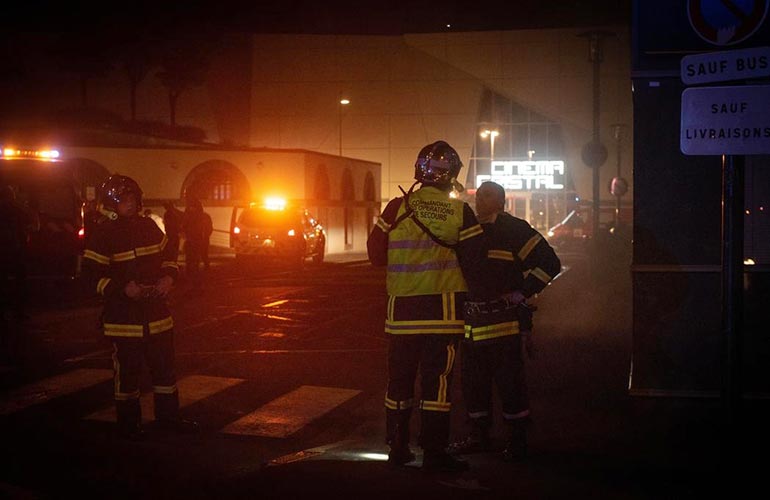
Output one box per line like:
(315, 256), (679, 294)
(99, 175), (143, 217)
(414, 141), (463, 187)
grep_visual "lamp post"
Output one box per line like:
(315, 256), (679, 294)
(578, 30), (614, 241)
(339, 98), (350, 156)
(480, 129), (499, 168)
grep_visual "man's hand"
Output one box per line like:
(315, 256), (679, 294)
(153, 275), (174, 298)
(522, 331), (536, 360)
(124, 281), (143, 299)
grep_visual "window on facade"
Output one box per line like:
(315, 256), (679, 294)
(182, 161), (249, 204)
(342, 168), (355, 247)
(315, 164), (330, 201)
(470, 89), (562, 170)
(746, 158), (770, 265)
(364, 171), (376, 234)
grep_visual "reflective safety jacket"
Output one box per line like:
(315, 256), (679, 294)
(83, 215), (179, 339)
(367, 185), (486, 335)
(464, 211), (561, 342)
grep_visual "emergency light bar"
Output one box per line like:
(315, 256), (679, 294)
(263, 197), (287, 210)
(1, 147), (61, 161)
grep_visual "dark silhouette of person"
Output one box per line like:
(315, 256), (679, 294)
(0, 185), (30, 321)
(181, 198), (212, 289)
(162, 201), (184, 255)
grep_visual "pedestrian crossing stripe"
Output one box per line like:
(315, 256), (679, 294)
(0, 369), (113, 416)
(221, 385), (361, 438)
(85, 374), (245, 422)
(2, 371), (363, 439)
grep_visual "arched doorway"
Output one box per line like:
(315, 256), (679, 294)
(181, 160), (250, 205)
(341, 168), (355, 248)
(363, 171), (376, 234)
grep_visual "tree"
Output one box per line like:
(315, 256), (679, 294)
(114, 34), (158, 122)
(156, 38), (210, 127)
(52, 33), (113, 108)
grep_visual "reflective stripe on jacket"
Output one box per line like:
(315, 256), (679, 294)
(83, 215), (178, 339)
(367, 185), (487, 335)
(386, 186), (478, 297)
(464, 211), (560, 342)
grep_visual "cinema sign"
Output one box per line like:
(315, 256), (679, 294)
(476, 160), (565, 191)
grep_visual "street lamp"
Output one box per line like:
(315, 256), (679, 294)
(339, 98), (350, 156)
(578, 30), (614, 245)
(480, 129), (499, 166)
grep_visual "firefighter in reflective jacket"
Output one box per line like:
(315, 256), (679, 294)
(367, 141), (486, 473)
(450, 180), (561, 461)
(83, 175), (198, 440)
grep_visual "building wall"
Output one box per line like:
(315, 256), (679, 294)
(62, 145), (380, 254)
(246, 29), (632, 206)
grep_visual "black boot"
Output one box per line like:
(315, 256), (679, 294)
(422, 450), (470, 474)
(386, 409), (415, 466)
(154, 391), (199, 434)
(502, 418), (528, 462)
(116, 399), (145, 441)
(448, 416), (491, 455)
(157, 417), (200, 434)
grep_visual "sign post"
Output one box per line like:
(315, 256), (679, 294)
(680, 49), (770, 428)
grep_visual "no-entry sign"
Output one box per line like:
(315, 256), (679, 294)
(680, 84), (770, 155)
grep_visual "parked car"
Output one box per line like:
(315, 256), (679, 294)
(231, 200), (325, 266)
(546, 210), (588, 250)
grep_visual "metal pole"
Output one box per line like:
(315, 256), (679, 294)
(615, 130), (622, 229)
(490, 133), (496, 163)
(589, 33), (603, 239)
(721, 153), (744, 428)
(339, 105), (343, 156)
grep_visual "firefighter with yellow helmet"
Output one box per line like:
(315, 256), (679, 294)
(83, 175), (198, 439)
(367, 141), (486, 473)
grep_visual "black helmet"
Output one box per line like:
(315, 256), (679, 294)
(99, 174), (143, 217)
(414, 141), (463, 187)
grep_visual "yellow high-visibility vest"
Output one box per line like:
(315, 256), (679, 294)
(386, 187), (468, 296)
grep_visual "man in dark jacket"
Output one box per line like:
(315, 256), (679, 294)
(0, 186), (29, 320)
(181, 198), (213, 289)
(162, 200), (184, 255)
(450, 181), (561, 462)
(83, 175), (198, 439)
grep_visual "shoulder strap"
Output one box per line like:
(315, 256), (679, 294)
(408, 211), (457, 249)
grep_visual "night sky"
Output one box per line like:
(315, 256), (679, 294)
(2, 1), (630, 35)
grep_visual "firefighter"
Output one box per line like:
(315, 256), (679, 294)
(367, 141), (486, 473)
(450, 180), (561, 461)
(83, 175), (198, 440)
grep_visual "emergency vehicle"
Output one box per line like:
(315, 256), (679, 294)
(230, 197), (326, 267)
(0, 147), (90, 278)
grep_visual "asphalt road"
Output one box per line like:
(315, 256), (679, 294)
(0, 253), (764, 498)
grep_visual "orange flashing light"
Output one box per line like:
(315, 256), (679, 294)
(263, 197), (287, 210)
(1, 147), (61, 161)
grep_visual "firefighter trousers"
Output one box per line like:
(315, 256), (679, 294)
(111, 331), (179, 430)
(460, 336), (529, 422)
(386, 334), (458, 451)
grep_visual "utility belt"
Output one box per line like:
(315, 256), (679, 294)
(464, 298), (534, 332)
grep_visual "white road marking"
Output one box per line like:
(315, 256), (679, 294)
(176, 348), (383, 357)
(221, 385), (361, 438)
(0, 369), (113, 415)
(85, 374), (244, 422)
